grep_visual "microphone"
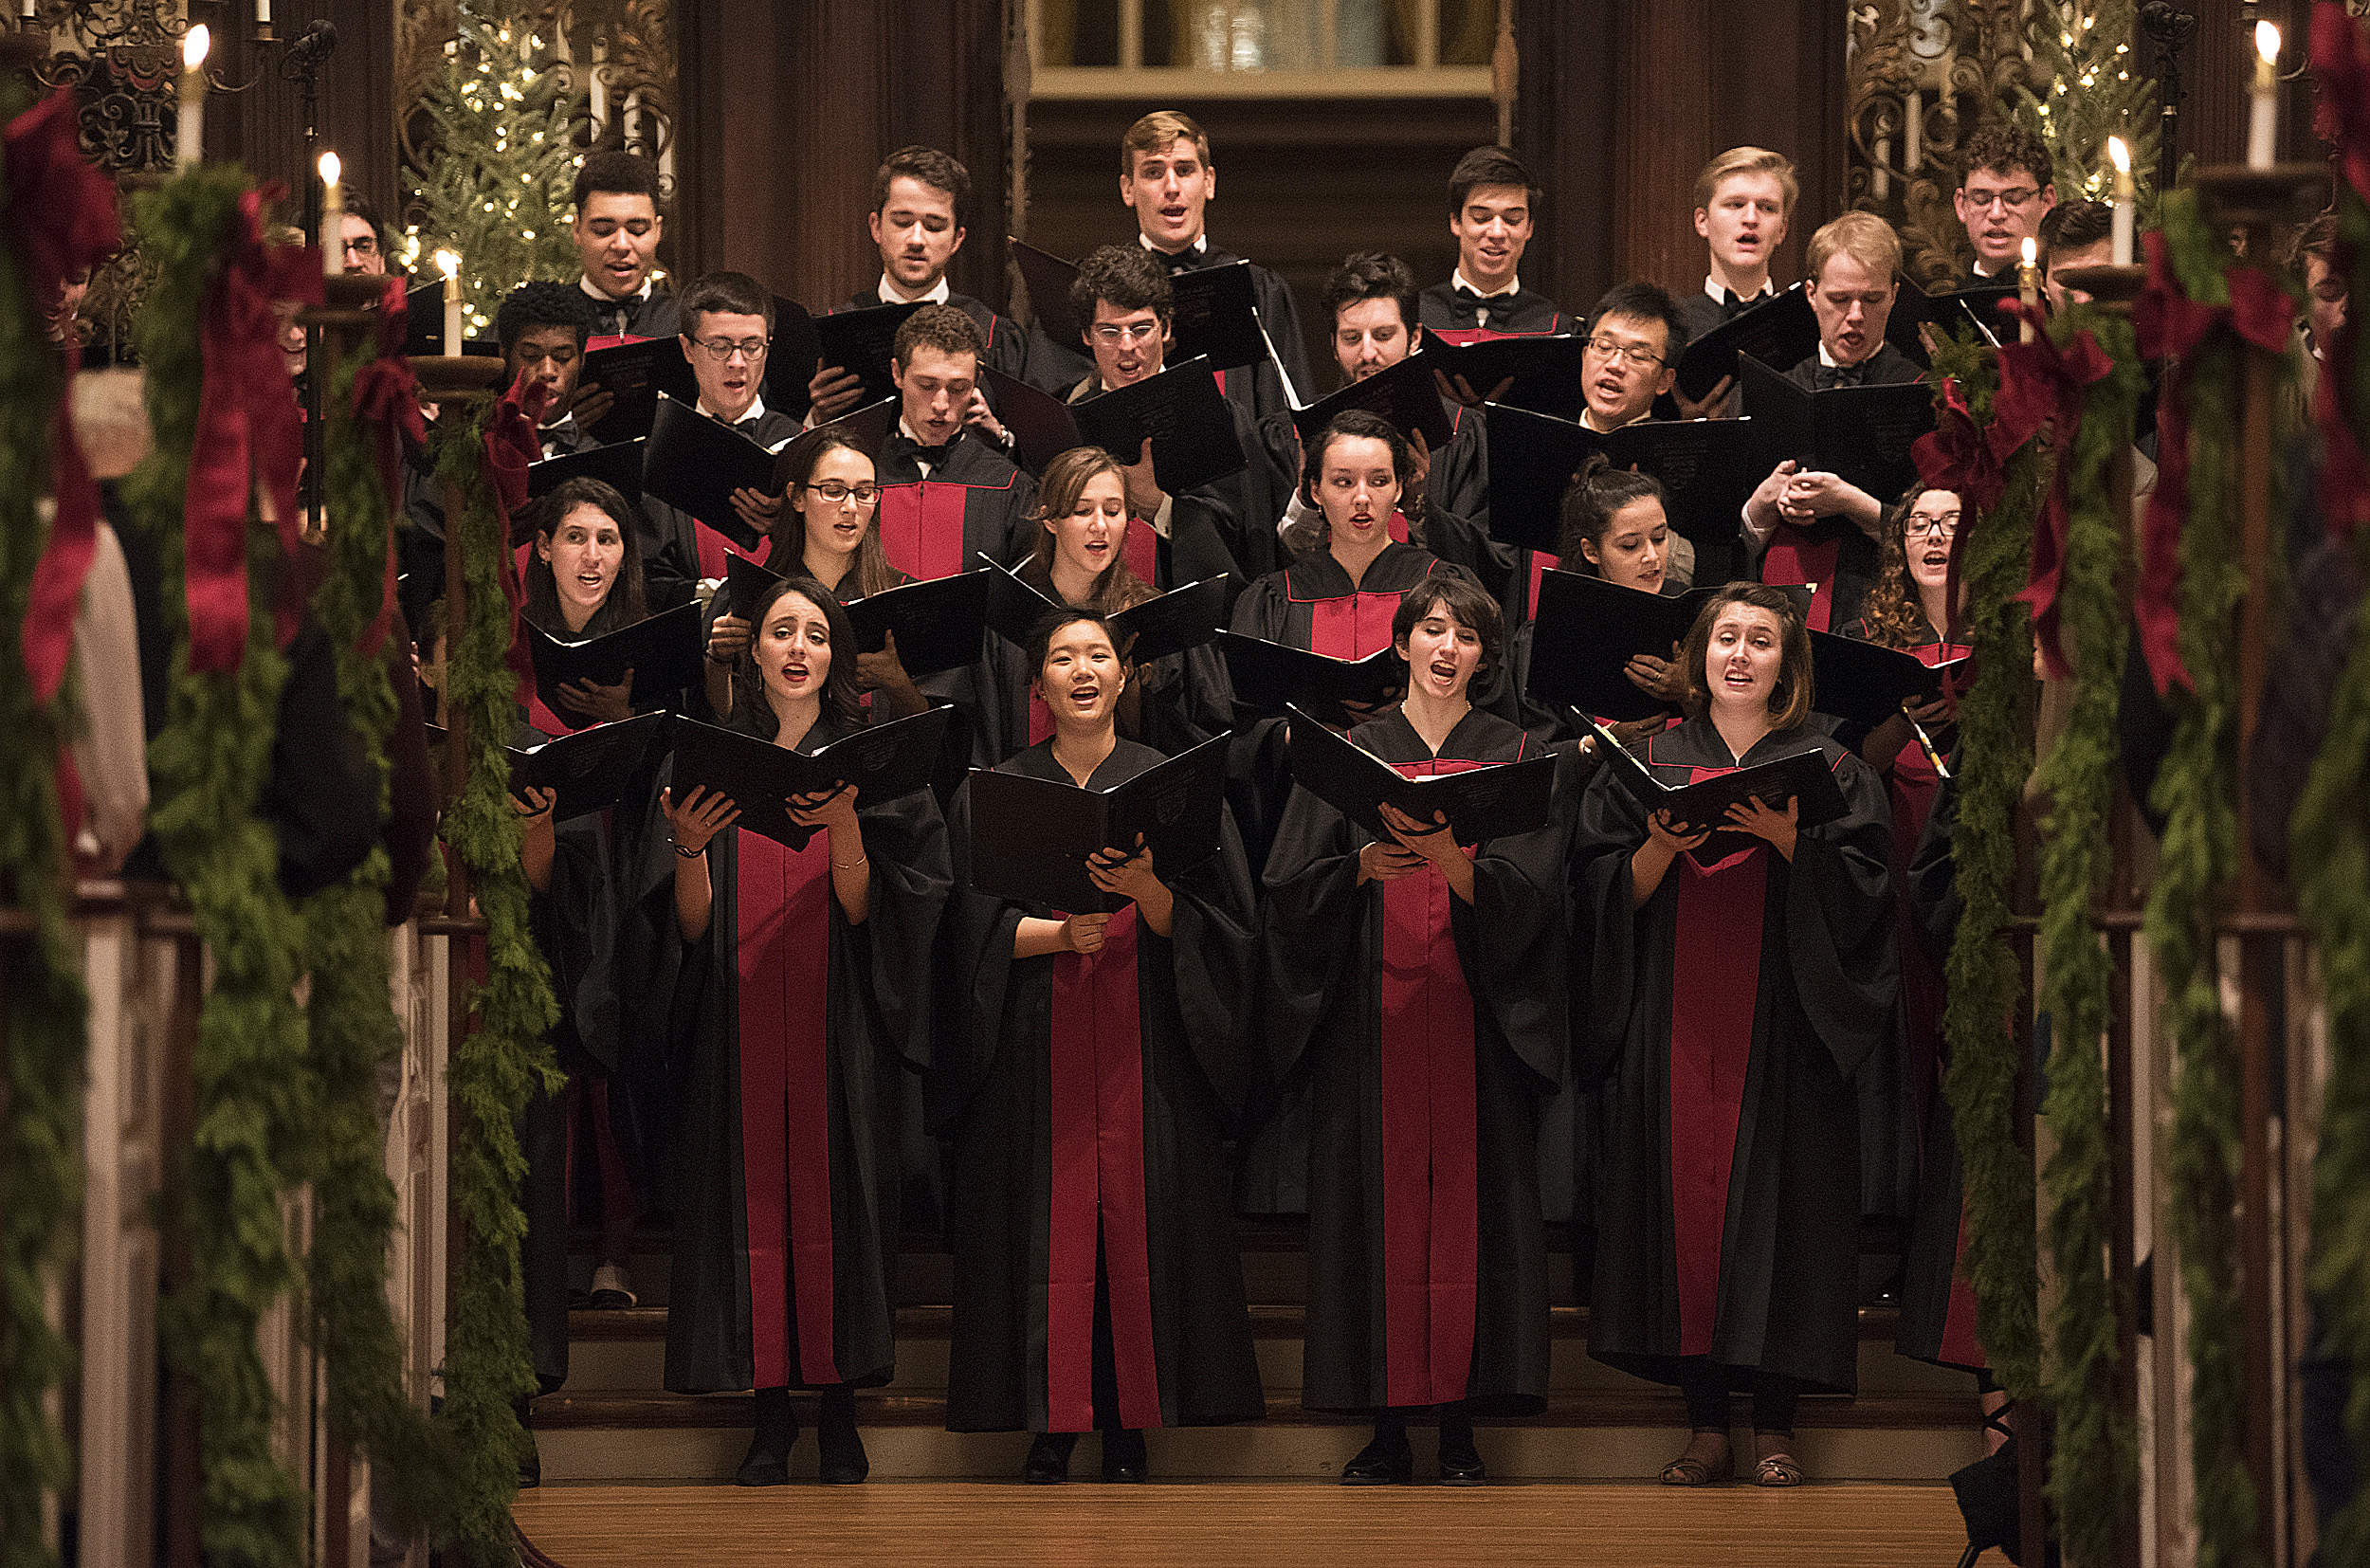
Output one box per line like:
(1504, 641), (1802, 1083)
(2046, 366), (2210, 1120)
(283, 18), (337, 74)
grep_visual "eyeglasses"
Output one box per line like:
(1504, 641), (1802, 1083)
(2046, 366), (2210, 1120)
(1905, 512), (1960, 538)
(805, 480), (879, 505)
(1088, 321), (1161, 346)
(341, 235), (381, 258)
(1962, 187), (2040, 212)
(1585, 336), (1665, 370)
(693, 337), (770, 362)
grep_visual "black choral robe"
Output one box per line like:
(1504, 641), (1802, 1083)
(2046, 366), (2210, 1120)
(1261, 707), (1568, 1413)
(876, 429), (1038, 582)
(1572, 717), (1897, 1395)
(933, 739), (1264, 1433)
(662, 734), (953, 1394)
(1152, 240), (1312, 426)
(1417, 281), (1567, 338)
(1748, 344), (1925, 634)
(637, 401), (804, 604)
(581, 280), (683, 345)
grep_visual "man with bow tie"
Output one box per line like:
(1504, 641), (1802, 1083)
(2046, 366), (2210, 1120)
(573, 150), (681, 345)
(1672, 146), (1797, 419)
(1417, 145), (1566, 343)
(872, 303), (1036, 583)
(1740, 211), (1921, 633)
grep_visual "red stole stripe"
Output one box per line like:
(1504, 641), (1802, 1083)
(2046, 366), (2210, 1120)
(1125, 518), (1159, 584)
(1667, 765), (1768, 1358)
(1524, 550), (1560, 621)
(1376, 756), (1485, 1407)
(1027, 690), (1054, 749)
(734, 827), (842, 1388)
(583, 333), (647, 351)
(1760, 530), (1841, 631)
(1045, 906), (1163, 1432)
(1937, 1203), (1987, 1370)
(694, 521), (768, 584)
(1307, 590), (1404, 661)
(1388, 510), (1411, 545)
(877, 482), (973, 581)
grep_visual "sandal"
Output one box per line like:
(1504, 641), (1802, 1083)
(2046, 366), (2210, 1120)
(1658, 1431), (1732, 1486)
(1752, 1451), (1805, 1486)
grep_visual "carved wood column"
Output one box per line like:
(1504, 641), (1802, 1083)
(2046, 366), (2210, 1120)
(1611, 0), (1716, 299)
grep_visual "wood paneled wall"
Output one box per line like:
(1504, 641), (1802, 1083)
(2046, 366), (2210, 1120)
(200, 2), (400, 228)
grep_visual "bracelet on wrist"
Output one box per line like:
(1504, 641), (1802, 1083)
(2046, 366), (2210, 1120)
(832, 853), (868, 871)
(675, 842), (706, 859)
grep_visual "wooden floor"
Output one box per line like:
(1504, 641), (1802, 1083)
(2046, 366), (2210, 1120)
(512, 1482), (1974, 1565)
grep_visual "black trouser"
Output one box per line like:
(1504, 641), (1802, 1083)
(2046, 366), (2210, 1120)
(1678, 1359), (1800, 1434)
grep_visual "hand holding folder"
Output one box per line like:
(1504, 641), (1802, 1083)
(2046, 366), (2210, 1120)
(964, 735), (1229, 913)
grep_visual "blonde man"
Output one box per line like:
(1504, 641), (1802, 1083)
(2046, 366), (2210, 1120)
(1676, 146), (1798, 344)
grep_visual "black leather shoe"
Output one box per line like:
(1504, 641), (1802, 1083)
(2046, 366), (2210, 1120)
(735, 1387), (798, 1486)
(515, 1395), (541, 1488)
(817, 1391), (869, 1485)
(1023, 1431), (1077, 1484)
(1101, 1427), (1147, 1483)
(1436, 1430), (1487, 1486)
(1340, 1433), (1414, 1486)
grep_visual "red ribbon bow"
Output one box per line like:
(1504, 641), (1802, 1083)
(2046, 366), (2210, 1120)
(184, 188), (323, 672)
(1911, 376), (2014, 517)
(2312, 2), (2370, 552)
(2131, 231), (2299, 692)
(2317, 2), (2370, 210)
(347, 275), (426, 654)
(1996, 301), (2115, 681)
(7, 87), (121, 703)
(483, 367), (553, 681)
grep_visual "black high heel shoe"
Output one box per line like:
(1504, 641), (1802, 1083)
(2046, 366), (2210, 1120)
(1101, 1426), (1147, 1483)
(817, 1387), (868, 1484)
(1023, 1431), (1078, 1484)
(736, 1387), (798, 1486)
(1340, 1419), (1414, 1486)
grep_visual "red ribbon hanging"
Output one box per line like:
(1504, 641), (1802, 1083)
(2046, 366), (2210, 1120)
(6, 86), (121, 703)
(183, 189), (323, 672)
(347, 276), (425, 654)
(1911, 375), (2014, 517)
(483, 367), (552, 681)
(1995, 301), (2114, 681)
(2311, 2), (2370, 548)
(2130, 233), (2298, 693)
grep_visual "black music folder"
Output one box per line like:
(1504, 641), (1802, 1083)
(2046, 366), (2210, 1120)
(581, 336), (697, 445)
(1070, 356), (1248, 495)
(526, 438), (646, 506)
(1168, 261), (1268, 373)
(843, 571), (998, 677)
(813, 301), (923, 408)
(1586, 716), (1850, 866)
(524, 598), (706, 727)
(982, 364), (1085, 478)
(1214, 631), (1402, 721)
(1523, 570), (1711, 723)
(1736, 354), (1930, 506)
(771, 397), (900, 494)
(1484, 404), (1767, 556)
(963, 734), (1229, 913)
(1806, 629), (1970, 727)
(642, 395), (785, 551)
(1418, 328), (1588, 420)
(1919, 280), (2016, 348)
(1010, 237), (1085, 351)
(1288, 352), (1457, 452)
(669, 705), (955, 849)
(1285, 706), (1559, 846)
(982, 562), (1225, 667)
(506, 711), (669, 821)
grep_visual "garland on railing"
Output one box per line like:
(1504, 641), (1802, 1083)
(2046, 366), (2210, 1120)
(2135, 186), (2289, 1568)
(1917, 330), (2046, 1403)
(0, 77), (97, 1568)
(301, 326), (457, 1533)
(428, 401), (560, 1566)
(2303, 9), (2370, 1559)
(2018, 302), (2145, 1568)
(119, 169), (314, 1568)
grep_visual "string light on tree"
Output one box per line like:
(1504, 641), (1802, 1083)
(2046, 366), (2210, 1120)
(2017, 1), (2159, 207)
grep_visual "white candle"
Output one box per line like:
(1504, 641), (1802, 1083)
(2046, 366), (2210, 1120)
(318, 151), (343, 277)
(176, 26), (208, 173)
(2106, 137), (2134, 266)
(256, 0), (270, 23)
(589, 36), (607, 131)
(435, 249), (463, 356)
(2249, 22), (2280, 171)
(2018, 237), (2039, 342)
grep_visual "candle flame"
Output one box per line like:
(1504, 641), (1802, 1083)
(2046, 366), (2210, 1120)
(2106, 137), (2129, 174)
(2021, 237), (2037, 266)
(2257, 21), (2280, 66)
(318, 151), (340, 187)
(182, 23), (209, 70)
(433, 249), (460, 281)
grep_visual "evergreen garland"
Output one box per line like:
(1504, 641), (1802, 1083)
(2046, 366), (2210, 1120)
(2299, 182), (2370, 1566)
(0, 73), (92, 1568)
(2033, 304), (2145, 1568)
(301, 339), (459, 1535)
(1928, 327), (2048, 1404)
(2145, 188), (2269, 1568)
(119, 169), (309, 1568)
(428, 405), (560, 1566)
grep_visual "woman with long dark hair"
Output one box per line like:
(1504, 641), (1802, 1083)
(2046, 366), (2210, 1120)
(522, 476), (653, 732)
(1261, 573), (1568, 1484)
(936, 607), (1263, 1483)
(658, 574), (951, 1486)
(1571, 581), (1896, 1487)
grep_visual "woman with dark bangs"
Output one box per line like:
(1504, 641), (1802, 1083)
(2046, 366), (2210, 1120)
(1261, 573), (1569, 1485)
(935, 607), (1263, 1483)
(658, 574), (951, 1487)
(1571, 581), (1896, 1488)
(520, 475), (655, 734)
(970, 446), (1232, 763)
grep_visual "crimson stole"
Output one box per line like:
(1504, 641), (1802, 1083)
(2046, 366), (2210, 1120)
(1760, 530), (1843, 632)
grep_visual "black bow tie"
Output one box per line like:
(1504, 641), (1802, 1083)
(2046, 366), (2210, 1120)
(1814, 363), (1868, 391)
(1158, 243), (1208, 273)
(1719, 288), (1769, 322)
(1453, 284), (1507, 305)
(890, 432), (953, 469)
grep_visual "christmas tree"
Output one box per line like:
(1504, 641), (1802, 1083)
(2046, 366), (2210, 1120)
(2016, 0), (2162, 203)
(403, 1), (587, 337)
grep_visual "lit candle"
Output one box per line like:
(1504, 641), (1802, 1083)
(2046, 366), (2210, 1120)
(318, 151), (343, 277)
(2106, 137), (2134, 266)
(176, 26), (209, 173)
(2018, 236), (2039, 342)
(435, 249), (463, 356)
(2249, 21), (2280, 171)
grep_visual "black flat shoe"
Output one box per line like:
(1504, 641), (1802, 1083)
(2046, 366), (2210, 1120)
(1340, 1434), (1414, 1486)
(1023, 1431), (1077, 1484)
(1436, 1434), (1487, 1486)
(1101, 1427), (1147, 1483)
(817, 1391), (868, 1484)
(736, 1387), (798, 1486)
